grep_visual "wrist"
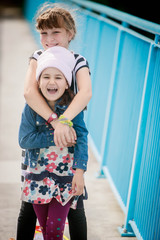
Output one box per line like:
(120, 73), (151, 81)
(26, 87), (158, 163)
(51, 120), (58, 129)
(47, 112), (58, 124)
(51, 120), (65, 129)
(58, 115), (73, 127)
(75, 168), (84, 175)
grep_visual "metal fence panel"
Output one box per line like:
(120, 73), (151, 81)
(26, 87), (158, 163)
(102, 33), (150, 207)
(133, 47), (160, 240)
(86, 20), (119, 153)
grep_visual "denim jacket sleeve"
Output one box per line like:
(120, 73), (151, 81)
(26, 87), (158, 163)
(19, 104), (55, 149)
(72, 111), (88, 171)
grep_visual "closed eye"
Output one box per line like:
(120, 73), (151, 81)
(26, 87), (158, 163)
(55, 76), (62, 80)
(40, 31), (47, 35)
(41, 74), (50, 79)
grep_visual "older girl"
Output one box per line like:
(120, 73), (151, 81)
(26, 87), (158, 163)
(17, 4), (91, 240)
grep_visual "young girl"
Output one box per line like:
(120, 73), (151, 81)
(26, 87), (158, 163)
(17, 3), (91, 240)
(19, 46), (88, 240)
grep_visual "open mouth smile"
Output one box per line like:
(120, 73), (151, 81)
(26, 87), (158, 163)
(47, 88), (58, 94)
(46, 44), (58, 48)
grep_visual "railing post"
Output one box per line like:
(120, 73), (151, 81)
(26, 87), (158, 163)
(154, 34), (160, 45)
(97, 22), (128, 177)
(96, 27), (122, 177)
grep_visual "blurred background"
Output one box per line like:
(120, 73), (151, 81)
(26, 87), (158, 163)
(0, 0), (159, 23)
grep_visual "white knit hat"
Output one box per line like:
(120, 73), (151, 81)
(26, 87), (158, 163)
(36, 46), (75, 86)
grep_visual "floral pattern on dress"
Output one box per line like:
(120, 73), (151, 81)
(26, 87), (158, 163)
(45, 162), (57, 172)
(38, 157), (48, 166)
(23, 187), (29, 196)
(47, 152), (58, 161)
(62, 154), (72, 164)
(30, 181), (38, 191)
(56, 162), (68, 174)
(21, 146), (78, 209)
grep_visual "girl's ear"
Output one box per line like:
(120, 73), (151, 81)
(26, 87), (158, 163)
(65, 80), (69, 89)
(65, 84), (69, 90)
(68, 30), (74, 42)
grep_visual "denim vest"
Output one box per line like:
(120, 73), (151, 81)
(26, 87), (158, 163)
(19, 103), (88, 171)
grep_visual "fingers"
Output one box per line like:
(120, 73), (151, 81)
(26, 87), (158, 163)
(72, 181), (77, 195)
(73, 185), (84, 196)
(54, 130), (68, 147)
(67, 128), (76, 147)
(72, 172), (84, 196)
(72, 184), (84, 196)
(72, 181), (83, 196)
(54, 122), (77, 147)
(71, 127), (77, 141)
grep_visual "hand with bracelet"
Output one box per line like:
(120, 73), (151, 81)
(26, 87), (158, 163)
(47, 112), (77, 147)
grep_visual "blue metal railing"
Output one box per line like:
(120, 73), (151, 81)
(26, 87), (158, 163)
(24, 0), (160, 239)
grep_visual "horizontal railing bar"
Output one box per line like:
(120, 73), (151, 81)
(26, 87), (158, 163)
(71, 0), (160, 35)
(82, 9), (155, 44)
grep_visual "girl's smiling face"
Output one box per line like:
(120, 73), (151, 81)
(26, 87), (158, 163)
(39, 67), (68, 108)
(40, 27), (73, 50)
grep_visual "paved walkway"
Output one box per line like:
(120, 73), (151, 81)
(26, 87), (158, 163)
(0, 17), (137, 240)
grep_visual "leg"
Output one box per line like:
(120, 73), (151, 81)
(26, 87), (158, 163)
(46, 198), (71, 240)
(33, 203), (49, 239)
(33, 198), (71, 240)
(16, 201), (37, 240)
(68, 208), (87, 240)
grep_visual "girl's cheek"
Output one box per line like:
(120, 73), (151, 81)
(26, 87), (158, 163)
(40, 36), (45, 44)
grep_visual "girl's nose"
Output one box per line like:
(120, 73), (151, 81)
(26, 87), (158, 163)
(47, 35), (55, 43)
(49, 78), (56, 83)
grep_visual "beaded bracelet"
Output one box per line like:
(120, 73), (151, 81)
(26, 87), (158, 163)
(58, 115), (73, 127)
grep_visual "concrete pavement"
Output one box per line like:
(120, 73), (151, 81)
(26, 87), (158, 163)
(0, 16), (137, 240)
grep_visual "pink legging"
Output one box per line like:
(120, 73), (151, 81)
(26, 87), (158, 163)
(33, 198), (71, 240)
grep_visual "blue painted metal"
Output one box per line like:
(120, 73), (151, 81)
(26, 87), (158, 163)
(122, 42), (155, 234)
(24, 0), (160, 239)
(132, 46), (160, 240)
(118, 225), (136, 237)
(72, 0), (160, 34)
(102, 31), (150, 208)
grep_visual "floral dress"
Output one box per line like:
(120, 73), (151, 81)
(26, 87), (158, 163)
(21, 146), (79, 209)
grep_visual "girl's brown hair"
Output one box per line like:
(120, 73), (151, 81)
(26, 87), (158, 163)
(58, 88), (75, 106)
(36, 3), (76, 40)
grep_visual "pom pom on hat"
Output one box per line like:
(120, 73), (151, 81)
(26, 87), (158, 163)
(36, 46), (75, 86)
